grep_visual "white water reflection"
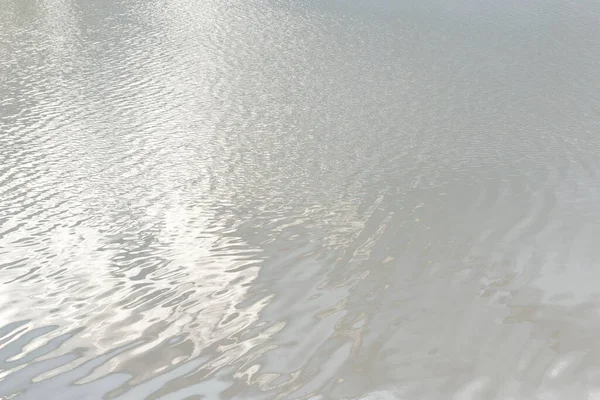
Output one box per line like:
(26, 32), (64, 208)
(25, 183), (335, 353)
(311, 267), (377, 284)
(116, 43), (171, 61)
(2, 0), (600, 399)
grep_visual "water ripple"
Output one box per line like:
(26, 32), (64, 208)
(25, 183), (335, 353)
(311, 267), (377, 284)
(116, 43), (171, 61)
(2, 0), (600, 399)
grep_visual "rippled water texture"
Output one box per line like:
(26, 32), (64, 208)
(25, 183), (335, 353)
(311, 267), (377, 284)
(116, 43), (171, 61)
(2, 0), (600, 398)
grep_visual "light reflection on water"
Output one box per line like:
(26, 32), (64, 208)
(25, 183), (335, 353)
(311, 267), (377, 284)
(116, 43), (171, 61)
(2, 0), (600, 398)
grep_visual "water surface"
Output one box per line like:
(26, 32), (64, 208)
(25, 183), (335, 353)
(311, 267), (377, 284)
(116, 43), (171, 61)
(2, 0), (600, 399)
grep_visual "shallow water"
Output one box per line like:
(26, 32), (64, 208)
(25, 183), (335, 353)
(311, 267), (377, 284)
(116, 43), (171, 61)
(1, 0), (600, 399)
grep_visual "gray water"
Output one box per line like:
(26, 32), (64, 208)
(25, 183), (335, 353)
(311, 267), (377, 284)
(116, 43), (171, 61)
(1, 0), (600, 399)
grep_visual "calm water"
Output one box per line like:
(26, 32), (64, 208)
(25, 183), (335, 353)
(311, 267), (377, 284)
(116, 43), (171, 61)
(2, 0), (600, 399)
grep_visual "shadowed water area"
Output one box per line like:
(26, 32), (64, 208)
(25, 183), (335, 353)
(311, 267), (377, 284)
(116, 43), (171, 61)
(1, 0), (600, 398)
